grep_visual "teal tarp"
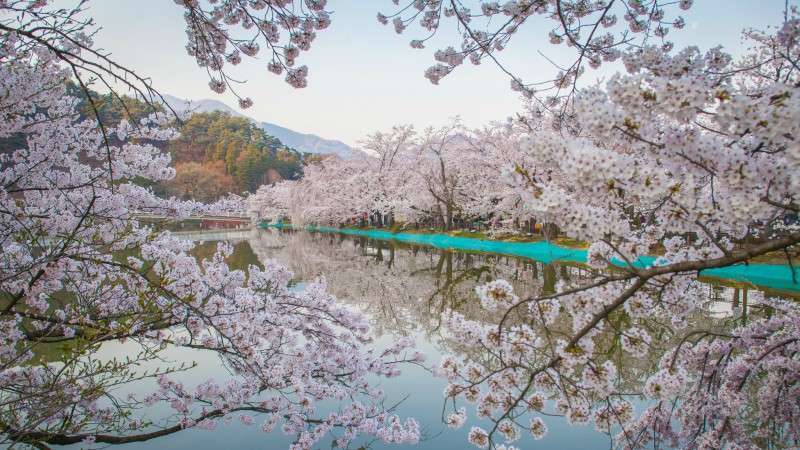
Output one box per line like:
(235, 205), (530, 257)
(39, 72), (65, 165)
(261, 223), (800, 293)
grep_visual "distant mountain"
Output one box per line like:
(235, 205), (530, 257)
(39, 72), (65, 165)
(162, 94), (354, 158)
(258, 122), (352, 159)
(162, 95), (245, 118)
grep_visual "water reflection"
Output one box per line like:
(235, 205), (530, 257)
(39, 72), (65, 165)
(245, 229), (618, 448)
(248, 229), (778, 336)
(91, 228), (787, 450)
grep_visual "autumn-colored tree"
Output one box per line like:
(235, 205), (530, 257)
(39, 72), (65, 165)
(165, 161), (236, 202)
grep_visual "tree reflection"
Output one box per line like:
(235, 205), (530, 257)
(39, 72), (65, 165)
(250, 229), (551, 338)
(248, 228), (795, 448)
(248, 228), (779, 340)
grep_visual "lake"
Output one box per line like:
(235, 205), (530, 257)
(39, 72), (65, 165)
(63, 227), (788, 449)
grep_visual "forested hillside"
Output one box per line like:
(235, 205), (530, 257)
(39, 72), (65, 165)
(65, 86), (304, 201)
(168, 111), (302, 199)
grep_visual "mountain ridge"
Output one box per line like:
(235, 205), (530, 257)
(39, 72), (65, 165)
(162, 94), (354, 158)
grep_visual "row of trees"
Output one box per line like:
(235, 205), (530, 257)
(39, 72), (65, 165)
(249, 122), (527, 231)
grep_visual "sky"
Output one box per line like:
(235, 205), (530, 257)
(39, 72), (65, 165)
(67, 0), (793, 146)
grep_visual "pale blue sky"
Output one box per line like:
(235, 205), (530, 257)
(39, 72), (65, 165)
(73, 1), (792, 145)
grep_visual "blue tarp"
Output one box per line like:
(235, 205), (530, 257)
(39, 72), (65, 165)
(261, 223), (800, 293)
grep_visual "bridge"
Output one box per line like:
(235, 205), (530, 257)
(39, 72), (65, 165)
(134, 214), (251, 222)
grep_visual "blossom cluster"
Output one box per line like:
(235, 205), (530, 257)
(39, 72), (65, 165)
(175, 0), (331, 99)
(378, 0), (694, 109)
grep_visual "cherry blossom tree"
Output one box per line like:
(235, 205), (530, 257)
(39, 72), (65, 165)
(177, 0), (332, 103)
(360, 125), (423, 224)
(436, 14), (800, 450)
(281, 155), (378, 225)
(248, 180), (295, 222)
(409, 122), (478, 230)
(0, 2), (421, 448)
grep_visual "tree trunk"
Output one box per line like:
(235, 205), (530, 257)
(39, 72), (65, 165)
(542, 263), (556, 295)
(543, 222), (560, 241)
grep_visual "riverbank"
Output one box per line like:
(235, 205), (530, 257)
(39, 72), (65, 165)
(260, 222), (800, 294)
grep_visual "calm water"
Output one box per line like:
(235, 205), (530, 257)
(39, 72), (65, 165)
(62, 228), (782, 449)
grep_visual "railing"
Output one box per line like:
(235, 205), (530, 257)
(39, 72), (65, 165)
(133, 213), (251, 222)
